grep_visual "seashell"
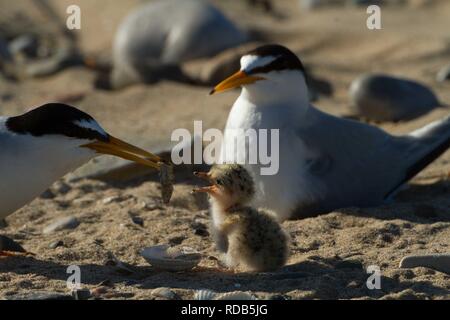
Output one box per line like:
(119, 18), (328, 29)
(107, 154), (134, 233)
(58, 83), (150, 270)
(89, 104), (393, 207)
(194, 289), (218, 300)
(215, 291), (257, 300)
(141, 244), (201, 271)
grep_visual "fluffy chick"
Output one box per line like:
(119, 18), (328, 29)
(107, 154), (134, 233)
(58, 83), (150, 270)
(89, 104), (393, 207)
(193, 164), (289, 272)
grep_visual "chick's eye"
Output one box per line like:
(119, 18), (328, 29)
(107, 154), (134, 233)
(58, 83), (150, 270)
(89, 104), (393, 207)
(216, 179), (223, 186)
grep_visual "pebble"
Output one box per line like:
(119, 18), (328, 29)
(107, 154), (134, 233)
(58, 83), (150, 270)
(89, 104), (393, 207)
(48, 240), (64, 249)
(151, 287), (181, 300)
(349, 74), (440, 122)
(102, 195), (122, 205)
(43, 216), (80, 234)
(130, 215), (144, 227)
(436, 65), (450, 82)
(0, 235), (26, 253)
(140, 200), (164, 211)
(191, 219), (209, 237)
(40, 189), (55, 199)
(52, 181), (71, 195)
(399, 253), (450, 274)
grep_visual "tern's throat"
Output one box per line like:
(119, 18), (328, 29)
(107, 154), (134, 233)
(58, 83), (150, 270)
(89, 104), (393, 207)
(240, 70), (310, 107)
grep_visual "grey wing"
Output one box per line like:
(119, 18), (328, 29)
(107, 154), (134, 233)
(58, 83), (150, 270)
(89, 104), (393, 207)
(300, 109), (416, 208)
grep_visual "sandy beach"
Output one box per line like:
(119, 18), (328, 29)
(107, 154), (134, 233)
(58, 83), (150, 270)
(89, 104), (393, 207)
(0, 0), (449, 299)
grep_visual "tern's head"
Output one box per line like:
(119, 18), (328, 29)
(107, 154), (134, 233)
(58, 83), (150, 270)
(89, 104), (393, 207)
(5, 103), (161, 170)
(210, 44), (308, 103)
(192, 164), (255, 208)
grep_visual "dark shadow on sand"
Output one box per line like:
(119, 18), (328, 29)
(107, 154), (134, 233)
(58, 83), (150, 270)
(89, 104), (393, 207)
(1, 253), (447, 299)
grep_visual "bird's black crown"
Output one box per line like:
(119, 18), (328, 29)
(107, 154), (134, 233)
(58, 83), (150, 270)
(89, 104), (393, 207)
(245, 44), (306, 75)
(6, 103), (109, 141)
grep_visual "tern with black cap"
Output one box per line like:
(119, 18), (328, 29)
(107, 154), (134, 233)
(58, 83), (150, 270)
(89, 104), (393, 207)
(211, 44), (450, 221)
(0, 103), (161, 256)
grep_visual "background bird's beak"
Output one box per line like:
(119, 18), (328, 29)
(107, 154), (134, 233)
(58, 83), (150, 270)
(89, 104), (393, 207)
(82, 135), (161, 170)
(209, 71), (265, 95)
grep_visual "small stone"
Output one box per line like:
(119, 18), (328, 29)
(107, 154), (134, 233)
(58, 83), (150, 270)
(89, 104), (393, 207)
(151, 287), (180, 300)
(43, 216), (80, 234)
(52, 181), (71, 194)
(436, 65), (450, 82)
(71, 288), (92, 300)
(48, 240), (64, 249)
(72, 198), (94, 207)
(130, 215), (144, 227)
(102, 196), (121, 205)
(40, 189), (55, 199)
(140, 199), (163, 211)
(349, 74), (440, 122)
(191, 220), (209, 237)
(0, 235), (26, 253)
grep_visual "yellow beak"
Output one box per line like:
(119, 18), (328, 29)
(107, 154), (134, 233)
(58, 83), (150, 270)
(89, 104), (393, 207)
(82, 135), (161, 170)
(209, 70), (265, 95)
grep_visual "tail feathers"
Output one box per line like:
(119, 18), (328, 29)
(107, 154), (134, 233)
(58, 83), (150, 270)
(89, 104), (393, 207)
(385, 115), (450, 198)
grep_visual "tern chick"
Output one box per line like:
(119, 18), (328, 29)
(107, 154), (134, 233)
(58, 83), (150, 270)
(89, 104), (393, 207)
(193, 164), (289, 272)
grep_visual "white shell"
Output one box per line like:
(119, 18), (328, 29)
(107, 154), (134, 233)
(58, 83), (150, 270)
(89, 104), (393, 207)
(194, 289), (218, 300)
(215, 291), (257, 300)
(141, 245), (201, 271)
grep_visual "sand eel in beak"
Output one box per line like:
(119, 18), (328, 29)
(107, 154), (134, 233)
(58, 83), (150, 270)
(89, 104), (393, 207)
(193, 164), (289, 272)
(211, 44), (450, 221)
(0, 103), (162, 243)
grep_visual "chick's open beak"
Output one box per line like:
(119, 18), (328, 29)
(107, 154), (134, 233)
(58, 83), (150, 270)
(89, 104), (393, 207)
(209, 70), (265, 95)
(82, 135), (161, 170)
(192, 171), (218, 194)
